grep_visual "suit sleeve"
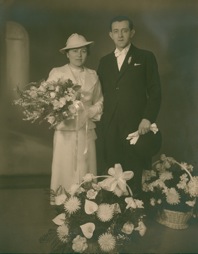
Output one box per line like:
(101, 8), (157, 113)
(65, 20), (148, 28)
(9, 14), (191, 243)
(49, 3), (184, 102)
(143, 52), (161, 123)
(97, 59), (105, 95)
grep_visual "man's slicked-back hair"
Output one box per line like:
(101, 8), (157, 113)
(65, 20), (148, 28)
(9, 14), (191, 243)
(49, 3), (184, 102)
(109, 15), (133, 31)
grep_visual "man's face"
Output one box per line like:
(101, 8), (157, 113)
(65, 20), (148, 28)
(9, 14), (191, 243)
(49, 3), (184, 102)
(109, 20), (135, 50)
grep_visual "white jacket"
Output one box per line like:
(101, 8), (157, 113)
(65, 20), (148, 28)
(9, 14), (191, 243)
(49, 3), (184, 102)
(46, 64), (103, 131)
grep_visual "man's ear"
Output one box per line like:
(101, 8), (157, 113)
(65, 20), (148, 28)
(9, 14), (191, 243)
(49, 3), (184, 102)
(131, 29), (135, 39)
(109, 31), (113, 40)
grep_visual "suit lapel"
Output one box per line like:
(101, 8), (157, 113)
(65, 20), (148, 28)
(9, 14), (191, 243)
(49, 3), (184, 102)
(110, 52), (120, 74)
(115, 45), (134, 82)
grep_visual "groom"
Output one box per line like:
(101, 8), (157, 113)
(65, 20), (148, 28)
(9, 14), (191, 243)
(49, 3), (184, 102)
(97, 15), (162, 197)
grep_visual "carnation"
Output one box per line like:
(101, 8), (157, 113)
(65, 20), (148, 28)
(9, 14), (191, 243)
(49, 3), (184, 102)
(142, 154), (198, 214)
(121, 222), (134, 234)
(72, 235), (88, 253)
(159, 171), (173, 181)
(187, 177), (198, 197)
(86, 189), (98, 199)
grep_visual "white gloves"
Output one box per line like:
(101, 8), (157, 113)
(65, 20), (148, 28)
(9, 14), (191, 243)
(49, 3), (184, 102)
(126, 123), (159, 145)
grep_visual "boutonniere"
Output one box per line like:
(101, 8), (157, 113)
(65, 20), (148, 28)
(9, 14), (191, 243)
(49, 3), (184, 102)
(128, 56), (132, 64)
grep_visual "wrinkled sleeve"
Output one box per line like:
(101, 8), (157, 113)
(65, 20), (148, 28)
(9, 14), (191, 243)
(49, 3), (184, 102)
(88, 77), (103, 121)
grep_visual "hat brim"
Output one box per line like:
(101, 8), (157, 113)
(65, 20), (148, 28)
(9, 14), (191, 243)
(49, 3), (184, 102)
(59, 41), (94, 54)
(133, 130), (162, 158)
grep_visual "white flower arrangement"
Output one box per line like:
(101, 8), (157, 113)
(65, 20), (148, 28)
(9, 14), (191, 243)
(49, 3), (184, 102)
(41, 164), (147, 253)
(142, 154), (198, 214)
(14, 79), (81, 128)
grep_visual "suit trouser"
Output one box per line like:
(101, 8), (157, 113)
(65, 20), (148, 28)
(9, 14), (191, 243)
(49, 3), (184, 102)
(103, 112), (151, 198)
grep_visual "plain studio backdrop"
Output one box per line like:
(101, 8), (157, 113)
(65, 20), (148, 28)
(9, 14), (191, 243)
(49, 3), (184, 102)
(0, 0), (198, 176)
(0, 1), (198, 253)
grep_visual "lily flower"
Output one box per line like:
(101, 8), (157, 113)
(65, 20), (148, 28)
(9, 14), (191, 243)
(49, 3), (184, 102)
(125, 197), (144, 209)
(52, 213), (66, 226)
(99, 164), (134, 196)
(80, 222), (95, 239)
(84, 199), (98, 214)
(125, 197), (137, 209)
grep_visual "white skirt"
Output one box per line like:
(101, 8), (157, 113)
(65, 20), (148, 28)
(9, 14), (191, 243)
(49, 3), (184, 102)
(50, 127), (97, 204)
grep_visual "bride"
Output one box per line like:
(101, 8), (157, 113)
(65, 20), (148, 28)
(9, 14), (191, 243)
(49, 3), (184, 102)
(47, 33), (103, 204)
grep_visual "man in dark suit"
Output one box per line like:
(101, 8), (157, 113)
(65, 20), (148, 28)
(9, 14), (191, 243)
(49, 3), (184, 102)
(97, 15), (162, 197)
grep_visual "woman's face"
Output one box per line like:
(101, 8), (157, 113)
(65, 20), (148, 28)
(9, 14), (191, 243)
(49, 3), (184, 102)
(67, 46), (88, 68)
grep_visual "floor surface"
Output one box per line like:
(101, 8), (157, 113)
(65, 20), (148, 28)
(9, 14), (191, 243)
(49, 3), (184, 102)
(0, 180), (198, 254)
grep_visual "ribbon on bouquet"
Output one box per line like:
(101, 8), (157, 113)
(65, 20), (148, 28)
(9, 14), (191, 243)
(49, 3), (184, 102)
(126, 123), (159, 145)
(74, 100), (88, 176)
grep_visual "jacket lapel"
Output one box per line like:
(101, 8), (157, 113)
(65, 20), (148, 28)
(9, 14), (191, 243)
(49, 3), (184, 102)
(115, 45), (134, 82)
(110, 52), (120, 74)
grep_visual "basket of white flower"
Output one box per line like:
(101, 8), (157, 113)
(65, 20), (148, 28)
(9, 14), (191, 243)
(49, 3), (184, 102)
(142, 154), (198, 229)
(41, 164), (147, 253)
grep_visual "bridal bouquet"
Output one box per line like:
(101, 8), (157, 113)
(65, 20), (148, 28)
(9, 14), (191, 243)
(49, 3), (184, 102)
(14, 79), (81, 128)
(41, 164), (146, 253)
(142, 154), (198, 213)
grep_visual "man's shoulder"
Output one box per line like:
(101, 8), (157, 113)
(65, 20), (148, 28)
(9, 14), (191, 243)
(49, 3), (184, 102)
(132, 45), (155, 57)
(99, 51), (114, 62)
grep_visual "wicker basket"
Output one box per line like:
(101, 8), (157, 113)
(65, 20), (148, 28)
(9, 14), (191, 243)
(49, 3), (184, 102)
(156, 209), (193, 229)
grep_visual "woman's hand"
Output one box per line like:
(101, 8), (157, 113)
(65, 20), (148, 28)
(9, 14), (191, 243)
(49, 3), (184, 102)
(87, 107), (97, 119)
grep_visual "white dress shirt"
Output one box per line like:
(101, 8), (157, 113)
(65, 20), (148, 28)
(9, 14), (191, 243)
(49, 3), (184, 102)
(114, 44), (131, 71)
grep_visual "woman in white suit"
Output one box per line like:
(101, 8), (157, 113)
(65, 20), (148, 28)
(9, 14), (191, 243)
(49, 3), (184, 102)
(47, 34), (103, 204)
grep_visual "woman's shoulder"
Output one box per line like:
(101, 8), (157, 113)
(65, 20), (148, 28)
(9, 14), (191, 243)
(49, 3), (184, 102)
(49, 64), (68, 74)
(47, 64), (69, 82)
(85, 67), (97, 75)
(84, 67), (99, 85)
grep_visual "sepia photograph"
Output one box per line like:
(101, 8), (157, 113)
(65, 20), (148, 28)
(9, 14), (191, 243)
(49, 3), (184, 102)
(0, 0), (198, 253)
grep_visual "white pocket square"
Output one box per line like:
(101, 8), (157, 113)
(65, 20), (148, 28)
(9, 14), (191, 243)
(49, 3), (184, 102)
(134, 63), (141, 66)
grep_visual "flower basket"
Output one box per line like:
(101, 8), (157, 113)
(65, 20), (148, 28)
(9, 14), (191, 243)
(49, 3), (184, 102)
(40, 164), (147, 253)
(156, 209), (193, 229)
(142, 154), (198, 228)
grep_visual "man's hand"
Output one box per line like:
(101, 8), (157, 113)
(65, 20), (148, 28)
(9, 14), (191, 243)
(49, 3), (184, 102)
(138, 119), (151, 135)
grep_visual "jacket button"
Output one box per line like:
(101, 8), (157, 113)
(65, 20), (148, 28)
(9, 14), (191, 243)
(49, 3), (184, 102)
(116, 87), (119, 90)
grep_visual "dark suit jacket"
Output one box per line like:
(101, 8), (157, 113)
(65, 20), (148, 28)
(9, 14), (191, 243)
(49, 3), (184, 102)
(97, 44), (161, 140)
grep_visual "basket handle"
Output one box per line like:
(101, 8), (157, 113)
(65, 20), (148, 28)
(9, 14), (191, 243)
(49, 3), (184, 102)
(152, 155), (193, 180)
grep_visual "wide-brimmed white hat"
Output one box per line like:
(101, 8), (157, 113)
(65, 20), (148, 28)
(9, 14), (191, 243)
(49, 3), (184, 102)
(59, 33), (94, 53)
